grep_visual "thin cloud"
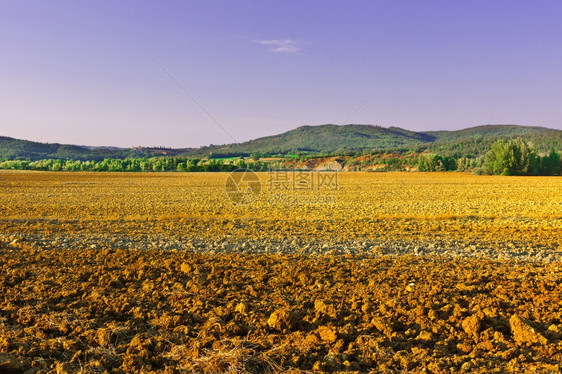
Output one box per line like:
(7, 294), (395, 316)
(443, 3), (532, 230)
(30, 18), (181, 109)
(254, 39), (301, 53)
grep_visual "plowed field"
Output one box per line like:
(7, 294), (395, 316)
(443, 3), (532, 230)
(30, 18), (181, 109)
(1, 171), (562, 373)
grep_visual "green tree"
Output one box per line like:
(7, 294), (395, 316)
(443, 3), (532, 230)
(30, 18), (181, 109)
(176, 162), (187, 172)
(549, 149), (561, 175)
(417, 154), (457, 172)
(483, 138), (536, 175)
(534, 149), (560, 175)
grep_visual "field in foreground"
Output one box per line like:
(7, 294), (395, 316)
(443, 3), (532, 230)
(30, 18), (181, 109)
(1, 171), (562, 373)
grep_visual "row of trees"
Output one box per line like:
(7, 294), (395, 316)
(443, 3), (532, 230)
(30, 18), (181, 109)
(0, 157), (256, 172)
(482, 138), (560, 175)
(417, 154), (458, 171)
(0, 138), (559, 175)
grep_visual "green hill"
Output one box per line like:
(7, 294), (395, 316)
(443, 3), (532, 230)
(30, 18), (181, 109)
(210, 124), (562, 157)
(425, 125), (562, 157)
(210, 124), (436, 156)
(0, 136), (196, 161)
(1, 124), (561, 161)
(426, 124), (554, 141)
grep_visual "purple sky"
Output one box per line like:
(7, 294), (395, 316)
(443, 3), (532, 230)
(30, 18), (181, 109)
(1, 1), (562, 148)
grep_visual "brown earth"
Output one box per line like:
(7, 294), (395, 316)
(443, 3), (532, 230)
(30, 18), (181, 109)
(1, 249), (562, 373)
(1, 171), (562, 373)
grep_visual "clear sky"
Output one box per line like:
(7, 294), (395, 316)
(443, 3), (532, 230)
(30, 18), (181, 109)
(1, 1), (562, 148)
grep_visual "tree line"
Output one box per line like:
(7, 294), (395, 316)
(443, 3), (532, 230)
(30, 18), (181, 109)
(0, 157), (267, 172)
(0, 138), (559, 175)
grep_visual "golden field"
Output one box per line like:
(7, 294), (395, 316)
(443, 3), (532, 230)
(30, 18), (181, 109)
(1, 171), (562, 373)
(1, 171), (561, 257)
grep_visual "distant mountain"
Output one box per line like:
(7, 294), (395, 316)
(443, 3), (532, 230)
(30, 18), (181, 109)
(1, 124), (561, 160)
(0, 136), (196, 161)
(207, 124), (562, 157)
(425, 125), (562, 158)
(210, 124), (437, 156)
(427, 124), (556, 142)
